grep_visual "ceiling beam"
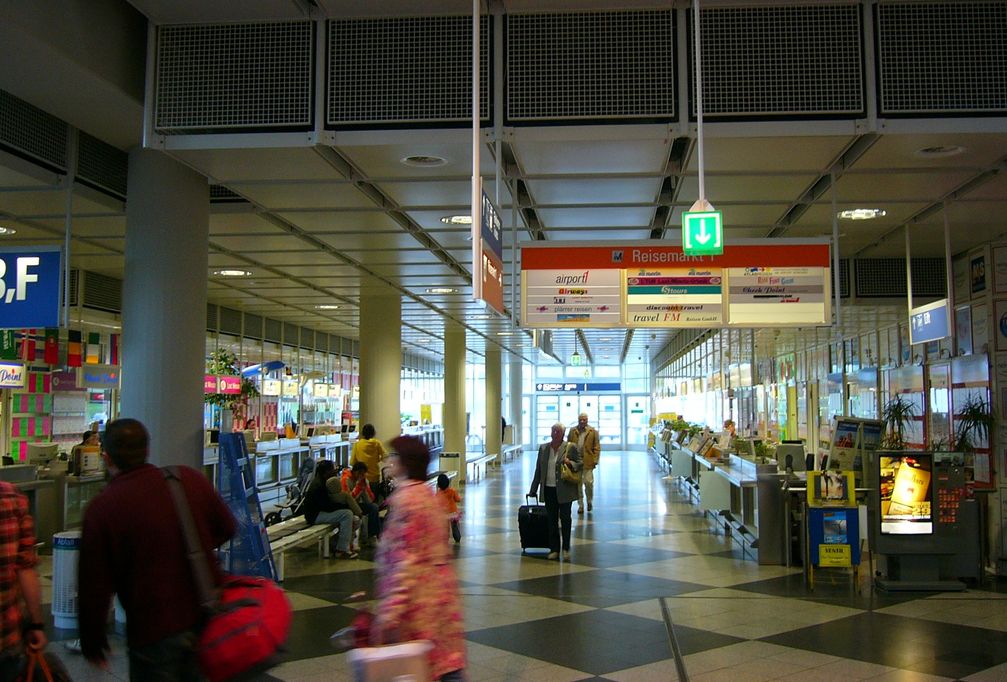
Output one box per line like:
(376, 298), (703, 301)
(650, 136), (694, 240)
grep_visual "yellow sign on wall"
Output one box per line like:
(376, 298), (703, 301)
(420, 404), (432, 424)
(818, 544), (851, 567)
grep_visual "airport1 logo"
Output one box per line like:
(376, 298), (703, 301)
(682, 211), (723, 256)
(0, 248), (62, 329)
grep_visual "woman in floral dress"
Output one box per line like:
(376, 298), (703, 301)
(371, 435), (466, 681)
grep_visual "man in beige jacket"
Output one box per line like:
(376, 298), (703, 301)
(567, 413), (600, 514)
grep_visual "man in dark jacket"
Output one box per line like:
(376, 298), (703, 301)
(302, 460), (357, 558)
(78, 418), (236, 680)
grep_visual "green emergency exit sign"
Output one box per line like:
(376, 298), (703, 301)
(682, 210), (723, 255)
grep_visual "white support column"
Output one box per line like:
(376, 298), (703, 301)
(359, 277), (402, 446)
(509, 354), (523, 445)
(121, 149), (208, 466)
(444, 321), (467, 481)
(485, 345), (502, 463)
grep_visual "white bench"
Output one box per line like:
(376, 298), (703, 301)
(267, 517), (336, 581)
(502, 444), (522, 463)
(465, 454), (497, 483)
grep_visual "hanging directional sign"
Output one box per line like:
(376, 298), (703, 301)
(682, 211), (724, 256)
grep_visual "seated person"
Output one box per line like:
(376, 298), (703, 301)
(341, 462), (380, 547)
(302, 460), (358, 560)
(71, 430), (100, 474)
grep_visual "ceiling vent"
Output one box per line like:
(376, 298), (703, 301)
(210, 185), (246, 203)
(327, 16), (490, 126)
(690, 5), (863, 117)
(506, 10), (676, 122)
(81, 271), (123, 313)
(0, 89), (68, 170)
(219, 307), (243, 336)
(855, 258), (946, 298)
(76, 132), (128, 199)
(155, 22), (314, 133)
(877, 2), (1007, 114)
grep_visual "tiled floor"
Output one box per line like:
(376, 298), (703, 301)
(37, 449), (1007, 680)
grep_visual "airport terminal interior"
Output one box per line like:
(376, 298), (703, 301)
(3, 0), (1007, 680)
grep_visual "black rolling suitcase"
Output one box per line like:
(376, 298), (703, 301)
(518, 495), (549, 552)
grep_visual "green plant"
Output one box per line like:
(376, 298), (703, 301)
(880, 395), (918, 450)
(205, 349), (260, 412)
(954, 395), (994, 454)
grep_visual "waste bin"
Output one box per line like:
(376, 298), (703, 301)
(439, 452), (461, 486)
(52, 530), (81, 629)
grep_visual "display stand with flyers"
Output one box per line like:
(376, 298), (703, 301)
(217, 433), (278, 580)
(826, 417), (883, 482)
(805, 470), (861, 590)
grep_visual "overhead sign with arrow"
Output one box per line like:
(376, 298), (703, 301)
(682, 209), (724, 256)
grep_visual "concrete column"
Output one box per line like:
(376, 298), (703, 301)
(485, 345), (502, 461)
(358, 277), (401, 446)
(443, 321), (467, 479)
(509, 355), (523, 445)
(122, 149), (208, 467)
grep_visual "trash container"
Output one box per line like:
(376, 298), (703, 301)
(52, 530), (81, 629)
(439, 452), (461, 485)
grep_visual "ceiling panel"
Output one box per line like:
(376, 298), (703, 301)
(537, 207), (654, 228)
(173, 148), (339, 182)
(688, 136), (853, 173)
(338, 139), (498, 179)
(211, 234), (316, 252)
(228, 182), (372, 210)
(516, 138), (670, 175)
(528, 177), (662, 205)
(279, 210), (404, 233)
(210, 212), (287, 235)
(546, 228), (652, 241)
(834, 171), (976, 203)
(677, 174), (813, 203)
(854, 133), (1007, 171)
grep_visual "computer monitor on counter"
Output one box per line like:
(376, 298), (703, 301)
(27, 442), (59, 467)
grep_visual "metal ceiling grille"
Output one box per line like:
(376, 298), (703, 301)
(264, 318), (282, 343)
(840, 258), (850, 298)
(68, 269), (80, 307)
(327, 16), (490, 125)
(219, 307), (242, 336)
(878, 2), (1007, 114)
(82, 271), (123, 313)
(210, 185), (245, 202)
(155, 22), (314, 133)
(855, 258), (946, 298)
(206, 303), (218, 331)
(0, 90), (68, 170)
(691, 5), (863, 117)
(244, 313), (263, 340)
(77, 132), (128, 198)
(506, 11), (676, 121)
(283, 322), (299, 346)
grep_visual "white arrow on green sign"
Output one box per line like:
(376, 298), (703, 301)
(682, 210), (724, 256)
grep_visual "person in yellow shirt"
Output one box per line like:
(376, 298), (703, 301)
(351, 423), (387, 500)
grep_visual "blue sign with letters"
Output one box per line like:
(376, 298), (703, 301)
(535, 382), (621, 393)
(909, 299), (950, 345)
(0, 247), (62, 329)
(480, 191), (503, 260)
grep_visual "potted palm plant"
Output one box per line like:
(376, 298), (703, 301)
(880, 395), (917, 450)
(954, 395), (994, 454)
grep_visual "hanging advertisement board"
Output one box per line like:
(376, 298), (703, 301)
(520, 240), (830, 329)
(0, 361), (26, 389)
(475, 184), (505, 315)
(908, 299), (950, 345)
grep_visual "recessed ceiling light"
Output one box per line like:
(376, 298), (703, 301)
(426, 287), (457, 294)
(401, 155), (447, 168)
(213, 269), (252, 277)
(440, 215), (472, 225)
(914, 145), (966, 158)
(314, 304), (340, 310)
(837, 209), (886, 221)
(497, 331), (514, 336)
(0, 226), (15, 236)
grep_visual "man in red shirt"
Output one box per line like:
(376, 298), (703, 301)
(0, 481), (46, 679)
(78, 418), (236, 680)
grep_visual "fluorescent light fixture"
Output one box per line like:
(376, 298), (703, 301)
(314, 304), (341, 310)
(0, 226), (15, 235)
(496, 331), (514, 336)
(599, 337), (613, 342)
(837, 209), (886, 221)
(440, 215), (472, 225)
(426, 287), (457, 294)
(213, 269), (252, 277)
(470, 314), (494, 320)
(401, 155), (447, 167)
(915, 145), (966, 158)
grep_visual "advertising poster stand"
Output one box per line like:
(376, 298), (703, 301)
(805, 471), (861, 590)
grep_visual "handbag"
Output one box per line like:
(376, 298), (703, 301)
(559, 445), (581, 485)
(163, 467), (293, 682)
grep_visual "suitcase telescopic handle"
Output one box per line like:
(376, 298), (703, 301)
(526, 494), (540, 505)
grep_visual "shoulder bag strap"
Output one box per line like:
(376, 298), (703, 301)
(162, 466), (218, 611)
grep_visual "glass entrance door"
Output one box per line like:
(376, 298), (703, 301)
(625, 395), (649, 447)
(534, 393), (622, 447)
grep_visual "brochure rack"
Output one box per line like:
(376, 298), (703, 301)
(217, 433), (276, 580)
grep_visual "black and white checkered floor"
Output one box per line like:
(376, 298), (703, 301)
(40, 450), (1007, 681)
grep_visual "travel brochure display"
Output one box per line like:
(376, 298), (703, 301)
(879, 453), (933, 535)
(828, 416), (883, 473)
(520, 240), (830, 329)
(807, 470), (860, 569)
